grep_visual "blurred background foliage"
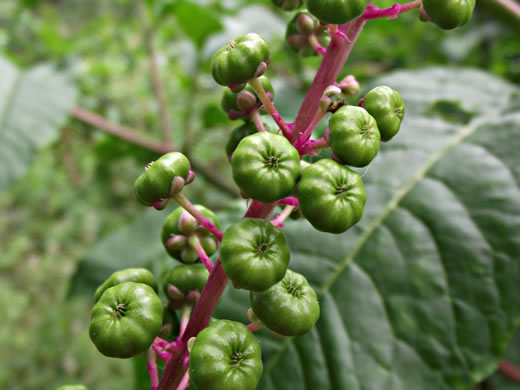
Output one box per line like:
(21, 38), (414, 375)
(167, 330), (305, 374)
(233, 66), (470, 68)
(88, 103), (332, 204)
(0, 0), (519, 389)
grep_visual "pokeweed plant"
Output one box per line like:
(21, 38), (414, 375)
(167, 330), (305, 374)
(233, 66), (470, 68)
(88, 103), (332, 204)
(84, 1), (479, 389)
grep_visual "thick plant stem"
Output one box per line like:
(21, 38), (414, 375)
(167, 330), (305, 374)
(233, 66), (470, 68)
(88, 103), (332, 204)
(171, 192), (224, 241)
(158, 261), (229, 389)
(292, 18), (366, 140)
(500, 359), (520, 383)
(244, 200), (277, 219)
(248, 77), (292, 139)
(250, 108), (266, 132)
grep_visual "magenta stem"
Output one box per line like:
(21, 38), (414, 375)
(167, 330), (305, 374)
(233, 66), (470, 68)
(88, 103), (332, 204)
(292, 18), (366, 140)
(308, 34), (327, 56)
(294, 109), (329, 149)
(271, 205), (295, 228)
(275, 197), (299, 207)
(193, 239), (214, 273)
(250, 108), (266, 132)
(178, 305), (192, 340)
(248, 78), (292, 139)
(147, 348), (160, 390)
(362, 0), (422, 20)
(172, 192), (224, 241)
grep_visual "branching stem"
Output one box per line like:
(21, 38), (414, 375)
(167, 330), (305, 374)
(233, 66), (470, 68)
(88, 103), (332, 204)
(171, 192), (224, 242)
(248, 77), (292, 139)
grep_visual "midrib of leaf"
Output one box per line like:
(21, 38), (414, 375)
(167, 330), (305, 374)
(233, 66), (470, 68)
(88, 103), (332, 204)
(0, 69), (22, 135)
(263, 115), (496, 380)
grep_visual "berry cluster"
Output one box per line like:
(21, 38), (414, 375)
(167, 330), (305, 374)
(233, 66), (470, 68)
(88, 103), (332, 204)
(86, 1), (476, 389)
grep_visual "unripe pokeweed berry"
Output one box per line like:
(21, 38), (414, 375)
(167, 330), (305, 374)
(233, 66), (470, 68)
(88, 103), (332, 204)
(286, 11), (330, 57)
(211, 33), (270, 86)
(226, 122), (259, 157)
(89, 282), (163, 359)
(297, 159), (366, 234)
(94, 268), (158, 303)
(306, 0), (369, 24)
(220, 218), (290, 291)
(133, 152), (190, 207)
(422, 0), (475, 30)
(231, 132), (301, 203)
(271, 0), (303, 10)
(161, 205), (221, 261)
(250, 269), (320, 336)
(221, 76), (274, 114)
(181, 247), (199, 264)
(163, 264), (209, 296)
(362, 86), (405, 141)
(189, 320), (263, 390)
(329, 105), (381, 167)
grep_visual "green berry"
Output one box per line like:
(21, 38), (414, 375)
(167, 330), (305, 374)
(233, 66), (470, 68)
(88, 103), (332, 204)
(94, 268), (158, 303)
(163, 264), (210, 296)
(89, 282), (163, 359)
(231, 132), (301, 203)
(306, 0), (369, 24)
(220, 218), (290, 291)
(297, 159), (366, 234)
(363, 86), (405, 141)
(422, 0), (475, 30)
(329, 105), (380, 167)
(250, 269), (320, 336)
(211, 33), (270, 86)
(133, 152), (190, 207)
(189, 320), (263, 390)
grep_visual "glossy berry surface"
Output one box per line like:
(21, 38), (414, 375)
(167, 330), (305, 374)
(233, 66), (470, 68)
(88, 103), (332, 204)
(231, 132), (300, 203)
(94, 268), (158, 303)
(211, 33), (270, 86)
(133, 152), (190, 207)
(163, 264), (209, 295)
(189, 320), (263, 390)
(89, 282), (163, 358)
(329, 105), (380, 167)
(363, 86), (405, 141)
(250, 269), (320, 336)
(220, 218), (290, 291)
(297, 159), (366, 234)
(422, 0), (475, 30)
(306, 0), (369, 24)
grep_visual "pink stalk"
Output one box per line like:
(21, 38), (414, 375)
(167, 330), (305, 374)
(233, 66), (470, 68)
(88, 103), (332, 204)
(248, 78), (292, 139)
(247, 322), (266, 333)
(294, 109), (329, 149)
(171, 192), (224, 241)
(271, 205), (295, 228)
(362, 0), (422, 20)
(147, 348), (160, 390)
(292, 18), (366, 140)
(299, 135), (330, 156)
(275, 197), (299, 207)
(308, 34), (327, 56)
(178, 305), (193, 340)
(192, 239), (214, 272)
(176, 371), (190, 390)
(250, 108), (266, 132)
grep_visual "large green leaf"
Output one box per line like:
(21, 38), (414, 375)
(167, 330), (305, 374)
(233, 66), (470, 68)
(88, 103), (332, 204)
(0, 57), (76, 194)
(216, 68), (520, 390)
